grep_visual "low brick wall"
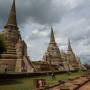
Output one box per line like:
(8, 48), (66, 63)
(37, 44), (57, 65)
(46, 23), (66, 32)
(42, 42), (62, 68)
(0, 70), (81, 79)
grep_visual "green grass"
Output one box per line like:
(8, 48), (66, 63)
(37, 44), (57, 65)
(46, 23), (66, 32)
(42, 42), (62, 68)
(0, 72), (84, 90)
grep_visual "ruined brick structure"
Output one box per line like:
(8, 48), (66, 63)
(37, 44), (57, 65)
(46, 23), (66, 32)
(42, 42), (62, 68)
(43, 28), (81, 71)
(0, 0), (34, 72)
(0, 0), (82, 72)
(43, 27), (62, 65)
(66, 39), (81, 70)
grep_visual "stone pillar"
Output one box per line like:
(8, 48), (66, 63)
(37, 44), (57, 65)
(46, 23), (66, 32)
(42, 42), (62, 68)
(15, 39), (23, 72)
(15, 58), (22, 72)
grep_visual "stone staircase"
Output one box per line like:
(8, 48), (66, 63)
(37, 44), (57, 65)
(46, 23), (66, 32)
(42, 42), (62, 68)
(0, 48), (17, 72)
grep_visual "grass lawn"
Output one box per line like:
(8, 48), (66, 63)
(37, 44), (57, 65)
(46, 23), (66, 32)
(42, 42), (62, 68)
(0, 71), (84, 90)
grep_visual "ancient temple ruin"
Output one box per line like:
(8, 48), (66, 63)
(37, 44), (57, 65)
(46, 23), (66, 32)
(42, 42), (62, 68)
(0, 0), (34, 72)
(43, 27), (62, 65)
(0, 0), (82, 73)
(43, 27), (81, 71)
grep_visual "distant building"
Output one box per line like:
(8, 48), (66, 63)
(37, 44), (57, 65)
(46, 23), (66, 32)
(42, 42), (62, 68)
(0, 0), (34, 72)
(32, 61), (58, 72)
(43, 27), (62, 65)
(42, 27), (81, 71)
(65, 39), (81, 70)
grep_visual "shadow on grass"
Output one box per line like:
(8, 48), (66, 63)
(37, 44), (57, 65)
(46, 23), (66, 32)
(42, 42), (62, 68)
(0, 79), (22, 85)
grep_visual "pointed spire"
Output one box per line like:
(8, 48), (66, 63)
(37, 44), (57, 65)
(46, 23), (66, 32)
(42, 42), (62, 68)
(68, 39), (72, 51)
(50, 26), (56, 44)
(4, 0), (18, 29)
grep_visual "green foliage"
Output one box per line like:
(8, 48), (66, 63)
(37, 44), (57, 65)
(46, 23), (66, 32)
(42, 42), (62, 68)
(0, 35), (6, 54)
(0, 72), (83, 90)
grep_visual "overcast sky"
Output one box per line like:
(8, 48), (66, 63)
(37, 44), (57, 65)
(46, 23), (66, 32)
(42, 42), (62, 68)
(0, 0), (90, 64)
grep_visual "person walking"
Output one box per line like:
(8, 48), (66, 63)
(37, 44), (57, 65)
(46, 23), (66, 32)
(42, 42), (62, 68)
(51, 72), (56, 80)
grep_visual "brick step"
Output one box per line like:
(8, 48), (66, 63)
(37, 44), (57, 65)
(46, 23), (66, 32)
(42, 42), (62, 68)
(6, 48), (16, 51)
(6, 47), (16, 49)
(7, 50), (16, 52)
(0, 58), (16, 61)
(0, 54), (17, 59)
(7, 48), (16, 52)
(3, 52), (16, 54)
(4, 48), (17, 53)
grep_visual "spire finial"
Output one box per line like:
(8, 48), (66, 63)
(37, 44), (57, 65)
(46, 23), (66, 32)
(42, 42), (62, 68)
(68, 39), (72, 51)
(4, 0), (18, 29)
(50, 26), (56, 43)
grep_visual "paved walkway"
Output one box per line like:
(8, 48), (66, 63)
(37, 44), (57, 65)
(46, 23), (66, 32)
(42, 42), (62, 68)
(49, 81), (90, 90)
(79, 81), (90, 90)
(49, 85), (60, 90)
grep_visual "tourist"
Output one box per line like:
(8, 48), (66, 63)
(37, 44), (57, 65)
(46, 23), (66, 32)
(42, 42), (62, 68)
(51, 72), (56, 80)
(4, 64), (8, 73)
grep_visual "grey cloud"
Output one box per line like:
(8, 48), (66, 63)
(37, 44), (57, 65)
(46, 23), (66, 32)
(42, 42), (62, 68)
(1, 0), (90, 63)
(80, 54), (90, 64)
(83, 39), (90, 46)
(0, 0), (67, 28)
(71, 29), (90, 45)
(58, 43), (67, 46)
(20, 0), (90, 63)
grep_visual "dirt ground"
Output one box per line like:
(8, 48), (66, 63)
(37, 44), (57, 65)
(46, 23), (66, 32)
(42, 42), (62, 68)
(49, 81), (90, 90)
(79, 82), (90, 90)
(49, 86), (60, 90)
